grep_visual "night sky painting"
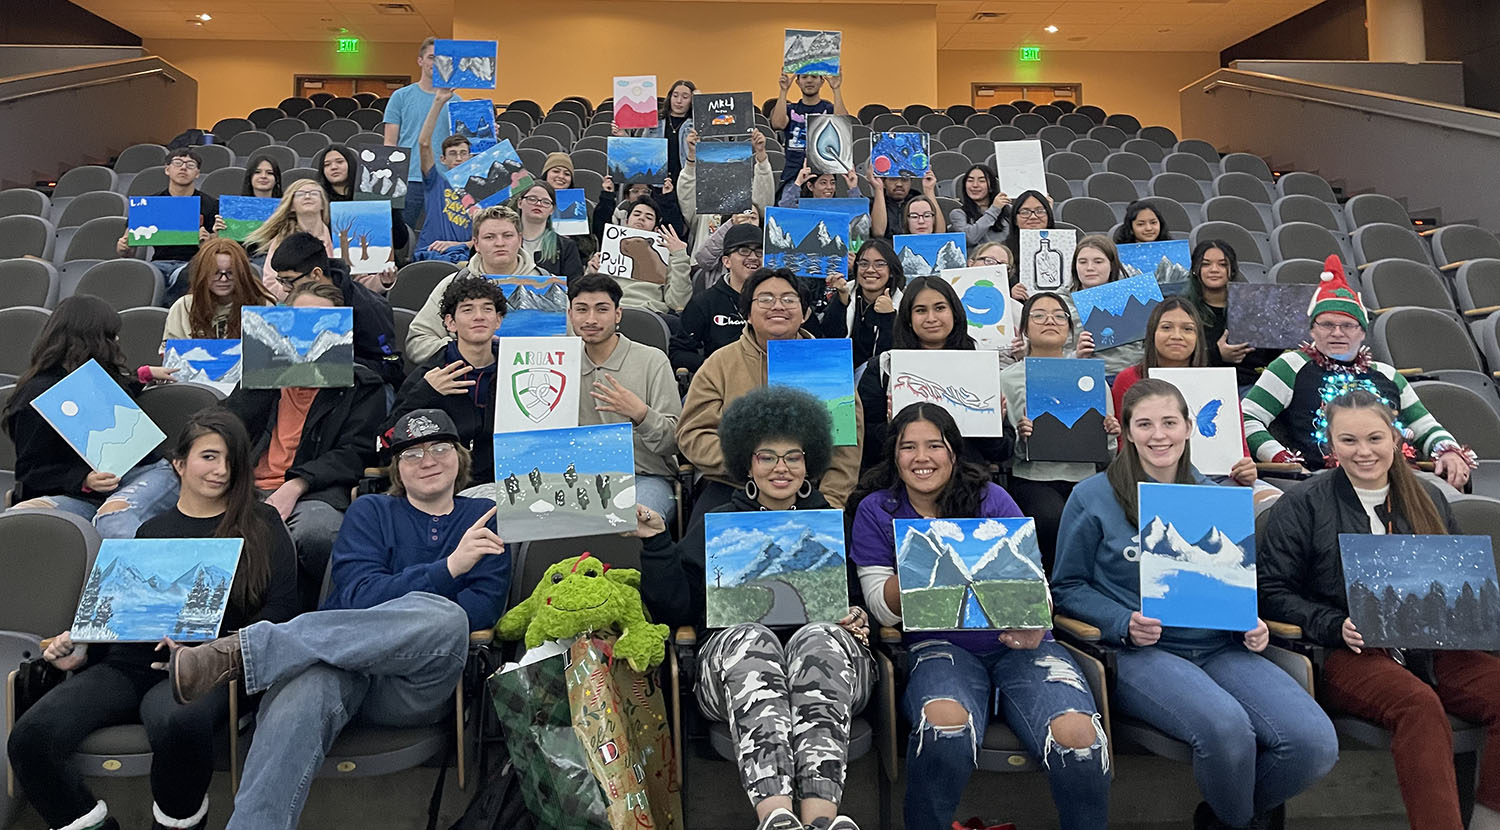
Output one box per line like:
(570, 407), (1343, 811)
(1072, 274), (1163, 351)
(1227, 283), (1318, 350)
(1340, 534), (1500, 650)
(1117, 239), (1192, 286)
(447, 99), (497, 154)
(607, 137), (669, 186)
(695, 141), (754, 214)
(1024, 357), (1108, 463)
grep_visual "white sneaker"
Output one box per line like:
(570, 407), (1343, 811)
(757, 808), (803, 830)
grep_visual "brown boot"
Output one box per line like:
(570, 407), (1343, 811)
(170, 634), (242, 704)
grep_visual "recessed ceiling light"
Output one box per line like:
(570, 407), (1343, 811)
(197, 12), (211, 21)
(1044, 24), (1059, 33)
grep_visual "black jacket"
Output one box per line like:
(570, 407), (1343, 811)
(226, 364), (387, 510)
(856, 351), (1011, 473)
(816, 293), (897, 369)
(534, 234), (584, 279)
(324, 261), (406, 388)
(1259, 467), (1459, 647)
(387, 341), (497, 482)
(592, 188), (687, 241)
(669, 277), (745, 372)
(6, 368), (150, 503)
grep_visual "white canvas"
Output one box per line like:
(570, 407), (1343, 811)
(941, 264), (1020, 350)
(992, 140), (1046, 199)
(887, 350), (1004, 437)
(494, 337), (582, 433)
(1149, 367), (1244, 476)
(1018, 229), (1076, 293)
(598, 223), (669, 283)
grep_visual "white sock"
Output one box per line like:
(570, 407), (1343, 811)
(152, 796), (208, 828)
(55, 801), (107, 830)
(1472, 804), (1500, 830)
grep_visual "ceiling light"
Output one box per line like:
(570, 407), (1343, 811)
(197, 13), (211, 21)
(185, 18), (204, 25)
(1044, 24), (1059, 33)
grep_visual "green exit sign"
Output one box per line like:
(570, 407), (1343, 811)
(337, 37), (360, 53)
(1020, 46), (1041, 61)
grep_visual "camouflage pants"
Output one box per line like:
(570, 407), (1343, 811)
(696, 622), (875, 805)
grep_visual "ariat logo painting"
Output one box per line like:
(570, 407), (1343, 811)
(510, 367), (567, 423)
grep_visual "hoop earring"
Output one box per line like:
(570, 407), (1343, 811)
(744, 480), (759, 500)
(798, 480), (814, 498)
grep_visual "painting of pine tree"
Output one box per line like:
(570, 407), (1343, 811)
(1340, 534), (1500, 650)
(71, 539), (244, 643)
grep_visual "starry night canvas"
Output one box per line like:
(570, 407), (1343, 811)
(693, 91), (753, 139)
(1227, 283), (1317, 350)
(30, 359), (166, 477)
(241, 305), (354, 388)
(763, 207), (849, 283)
(492, 423), (637, 542)
(894, 232), (967, 277)
(705, 509), (847, 629)
(70, 538), (244, 643)
(767, 338), (856, 445)
(447, 99), (497, 154)
(1340, 534), (1500, 650)
(1139, 483), (1257, 631)
(444, 139), (532, 210)
(1024, 357), (1108, 463)
(1072, 275), (1163, 351)
(896, 518), (1049, 630)
(607, 137), (668, 186)
(870, 132), (930, 178)
(432, 40), (496, 89)
(695, 141), (754, 214)
(1117, 240), (1192, 286)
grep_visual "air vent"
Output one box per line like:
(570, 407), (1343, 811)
(374, 3), (416, 14)
(970, 12), (1007, 21)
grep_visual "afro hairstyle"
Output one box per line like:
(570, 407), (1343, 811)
(719, 385), (833, 484)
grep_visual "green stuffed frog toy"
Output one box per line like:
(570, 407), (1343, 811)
(497, 552), (669, 672)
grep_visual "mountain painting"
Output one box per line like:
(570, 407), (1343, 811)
(895, 517), (1049, 630)
(444, 139), (533, 211)
(494, 336), (582, 433)
(1227, 283), (1317, 350)
(163, 339), (242, 396)
(1148, 367), (1242, 476)
(240, 305), (354, 388)
(695, 141), (754, 214)
(942, 264), (1019, 350)
(551, 188), (588, 236)
(807, 114), (854, 175)
(432, 39), (496, 89)
(693, 91), (752, 139)
(607, 137), (668, 186)
(870, 131), (930, 178)
(71, 538), (243, 643)
(598, 223), (669, 284)
(803, 197), (871, 248)
(705, 509), (847, 628)
(782, 29), (842, 76)
(489, 274), (570, 337)
(1072, 274), (1163, 351)
(1024, 357), (1108, 463)
(127, 196), (200, 247)
(1117, 239), (1191, 286)
(330, 200), (393, 275)
(447, 99), (497, 155)
(1340, 534), (1500, 650)
(613, 75), (658, 129)
(492, 422), (637, 542)
(217, 195), (277, 243)
(767, 338), (856, 445)
(1019, 229), (1076, 293)
(888, 349), (1004, 438)
(30, 359), (166, 477)
(354, 145), (409, 209)
(763, 206), (850, 283)
(894, 232), (966, 277)
(1138, 483), (1257, 631)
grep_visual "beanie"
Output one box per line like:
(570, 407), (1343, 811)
(541, 152), (574, 175)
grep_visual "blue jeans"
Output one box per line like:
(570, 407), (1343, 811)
(900, 639), (1110, 830)
(19, 458), (180, 538)
(401, 182), (426, 232)
(225, 592), (470, 830)
(1113, 645), (1339, 827)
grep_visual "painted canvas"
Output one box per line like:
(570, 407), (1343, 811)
(552, 188), (588, 236)
(763, 207), (850, 283)
(895, 518), (1049, 630)
(803, 197), (871, 248)
(894, 232), (967, 277)
(447, 99), (497, 155)
(607, 137), (668, 186)
(613, 75), (659, 129)
(495, 336), (582, 433)
(695, 141), (754, 214)
(693, 91), (753, 139)
(1139, 483), (1257, 631)
(163, 339), (242, 396)
(1118, 239), (1192, 286)
(1019, 229), (1077, 293)
(432, 40), (496, 89)
(127, 196), (199, 247)
(767, 339), (856, 445)
(1072, 274), (1163, 351)
(807, 115), (854, 175)
(444, 139), (532, 211)
(992, 140), (1046, 198)
(492, 423), (637, 542)
(330, 200), (393, 275)
(217, 196), (277, 243)
(598, 223), (669, 285)
(1024, 357), (1108, 463)
(489, 274), (569, 337)
(353, 145), (409, 210)
(870, 132), (930, 178)
(782, 29), (842, 76)
(1340, 534), (1500, 650)
(1227, 283), (1317, 350)
(1149, 367), (1243, 476)
(71, 538), (244, 643)
(942, 264), (1020, 350)
(888, 350), (1003, 437)
(241, 305), (354, 388)
(30, 359), (166, 476)
(704, 509), (847, 628)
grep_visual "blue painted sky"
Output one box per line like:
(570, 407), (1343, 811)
(1340, 534), (1499, 596)
(245, 306), (352, 352)
(1072, 274), (1163, 319)
(31, 359), (147, 454)
(492, 422), (633, 476)
(93, 538), (243, 584)
(768, 339), (853, 401)
(765, 207), (848, 249)
(1025, 357), (1105, 427)
(1139, 483), (1253, 544)
(608, 137), (668, 179)
(165, 339), (240, 380)
(804, 198), (869, 219)
(218, 195), (277, 224)
(330, 201), (391, 246)
(1117, 240), (1191, 276)
(443, 139), (523, 190)
(697, 142), (754, 165)
(894, 232), (965, 264)
(432, 40), (496, 88)
(447, 100), (495, 136)
(895, 517), (1043, 583)
(128, 196), (199, 233)
(553, 189), (586, 221)
(705, 508), (843, 576)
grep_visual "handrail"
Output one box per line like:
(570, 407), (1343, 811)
(1199, 80), (1476, 134)
(0, 66), (178, 105)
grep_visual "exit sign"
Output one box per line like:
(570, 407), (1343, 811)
(337, 37), (360, 53)
(1020, 46), (1041, 61)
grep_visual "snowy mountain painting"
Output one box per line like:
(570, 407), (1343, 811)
(607, 136), (668, 186)
(763, 206), (850, 283)
(447, 99), (497, 154)
(782, 29), (841, 76)
(1138, 483), (1257, 631)
(240, 305), (354, 388)
(163, 339), (242, 395)
(444, 139), (532, 210)
(896, 517), (1050, 631)
(71, 538), (243, 642)
(551, 188), (588, 236)
(432, 39), (496, 89)
(491, 274), (570, 337)
(1117, 240), (1191, 287)
(1340, 534), (1500, 650)
(705, 509), (847, 628)
(1072, 274), (1163, 350)
(492, 423), (636, 542)
(127, 196), (200, 247)
(894, 232), (966, 277)
(30, 359), (166, 476)
(804, 197), (871, 248)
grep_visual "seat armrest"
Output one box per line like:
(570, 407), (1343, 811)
(878, 626), (902, 645)
(1265, 620), (1303, 639)
(1255, 462), (1304, 474)
(1464, 305), (1500, 318)
(1419, 227), (1440, 237)
(469, 630), (494, 645)
(673, 625), (697, 646)
(1441, 260), (1467, 272)
(1396, 367), (1425, 376)
(1054, 615), (1101, 641)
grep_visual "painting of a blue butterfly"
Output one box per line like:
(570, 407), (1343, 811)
(1150, 367), (1242, 475)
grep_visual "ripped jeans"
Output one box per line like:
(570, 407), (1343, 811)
(12, 459), (180, 538)
(901, 639), (1110, 830)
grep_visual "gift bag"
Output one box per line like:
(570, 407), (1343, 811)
(565, 635), (683, 830)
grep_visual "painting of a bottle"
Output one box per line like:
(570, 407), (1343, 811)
(1034, 235), (1063, 290)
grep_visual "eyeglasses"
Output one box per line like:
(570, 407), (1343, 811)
(906, 212), (935, 221)
(752, 450), (806, 467)
(212, 269), (234, 280)
(753, 293), (801, 309)
(856, 260), (889, 272)
(730, 246), (763, 257)
(1016, 207), (1048, 219)
(521, 195), (554, 208)
(168, 159), (200, 171)
(1028, 311), (1070, 323)
(1312, 319), (1362, 334)
(398, 442), (455, 463)
(275, 271), (311, 290)
(972, 256), (1003, 266)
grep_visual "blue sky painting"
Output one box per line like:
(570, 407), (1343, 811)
(489, 274), (568, 337)
(1139, 483), (1257, 631)
(443, 139), (531, 209)
(163, 339), (241, 395)
(1118, 239), (1192, 285)
(894, 232), (967, 276)
(763, 206), (850, 283)
(895, 517), (1050, 630)
(782, 29), (842, 76)
(447, 99), (496, 153)
(127, 196), (200, 247)
(1024, 357), (1106, 427)
(1071, 274), (1163, 350)
(767, 338), (856, 445)
(218, 195), (277, 243)
(30, 359), (165, 476)
(552, 188), (588, 236)
(241, 304), (354, 388)
(71, 538), (244, 643)
(246, 306), (352, 351)
(1340, 534), (1500, 650)
(491, 422), (637, 541)
(704, 508), (847, 628)
(493, 422), (633, 476)
(607, 137), (669, 185)
(432, 40), (496, 89)
(330, 200), (393, 275)
(870, 132), (930, 178)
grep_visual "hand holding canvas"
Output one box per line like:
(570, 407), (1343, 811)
(1074, 329), (1095, 359)
(84, 471), (120, 494)
(837, 606), (870, 646)
(149, 636), (183, 671)
(43, 631), (87, 672)
(999, 629), (1044, 650)
(1342, 617), (1365, 654)
(625, 504), (666, 539)
(1229, 457), (1257, 487)
(684, 129), (698, 164)
(1216, 331), (1252, 364)
(779, 74), (793, 92)
(1243, 618), (1269, 653)
(751, 129), (767, 162)
(1128, 611), (1163, 647)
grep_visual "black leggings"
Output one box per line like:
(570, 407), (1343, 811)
(6, 660), (231, 826)
(1006, 477), (1077, 577)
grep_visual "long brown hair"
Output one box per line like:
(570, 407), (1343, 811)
(1324, 390), (1448, 534)
(1068, 234), (1123, 292)
(171, 408), (271, 611)
(1140, 296), (1208, 372)
(1106, 378), (1197, 521)
(5, 297), (127, 432)
(185, 239), (273, 339)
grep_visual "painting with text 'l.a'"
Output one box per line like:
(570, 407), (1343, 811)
(942, 264), (1019, 350)
(783, 29), (841, 76)
(767, 338), (856, 445)
(1227, 282), (1317, 350)
(607, 137), (668, 186)
(693, 91), (753, 140)
(1148, 367), (1242, 476)
(218, 196), (277, 243)
(330, 200), (393, 275)
(444, 139), (532, 211)
(888, 349), (1003, 437)
(127, 196), (200, 247)
(494, 336), (581, 433)
(695, 141), (754, 214)
(1117, 239), (1191, 286)
(489, 274), (569, 338)
(896, 517), (1048, 631)
(72, 538), (243, 643)
(492, 423), (637, 542)
(447, 99), (497, 155)
(1072, 274), (1163, 351)
(1139, 483), (1257, 632)
(705, 509), (847, 629)
(30, 359), (166, 477)
(613, 75), (659, 130)
(763, 207), (849, 284)
(552, 188), (588, 237)
(240, 305), (353, 389)
(1024, 357), (1108, 463)
(894, 232), (966, 277)
(870, 132), (929, 178)
(353, 145), (409, 209)
(1340, 533), (1500, 650)
(432, 40), (496, 89)
(163, 339), (241, 396)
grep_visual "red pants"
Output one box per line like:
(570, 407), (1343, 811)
(1323, 649), (1500, 830)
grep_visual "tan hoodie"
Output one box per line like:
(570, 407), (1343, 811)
(405, 249), (549, 363)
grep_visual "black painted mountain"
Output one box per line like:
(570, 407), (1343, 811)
(1082, 293), (1157, 351)
(464, 160), (524, 203)
(610, 162), (668, 185)
(1027, 409), (1108, 463)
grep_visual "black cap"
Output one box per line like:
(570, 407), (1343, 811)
(723, 223), (763, 255)
(382, 409), (461, 456)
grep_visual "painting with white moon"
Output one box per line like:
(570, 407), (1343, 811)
(29, 358), (165, 476)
